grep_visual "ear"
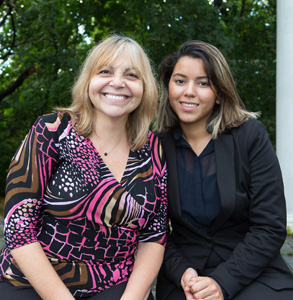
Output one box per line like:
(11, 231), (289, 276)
(216, 92), (224, 104)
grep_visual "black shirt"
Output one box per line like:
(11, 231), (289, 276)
(174, 127), (221, 231)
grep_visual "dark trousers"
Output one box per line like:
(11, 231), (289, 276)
(0, 280), (154, 300)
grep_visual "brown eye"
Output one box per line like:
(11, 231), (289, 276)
(175, 80), (185, 84)
(199, 81), (209, 86)
(99, 70), (111, 75)
(127, 73), (139, 79)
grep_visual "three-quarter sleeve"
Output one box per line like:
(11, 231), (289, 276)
(138, 134), (168, 246)
(4, 114), (62, 250)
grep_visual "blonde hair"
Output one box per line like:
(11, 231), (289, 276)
(57, 35), (158, 149)
(155, 40), (259, 138)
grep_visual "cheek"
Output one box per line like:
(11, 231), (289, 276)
(169, 96), (178, 115)
(88, 78), (99, 96)
(88, 82), (94, 101)
(129, 79), (143, 97)
(168, 82), (179, 100)
(137, 88), (144, 100)
(136, 83), (144, 99)
(168, 85), (180, 109)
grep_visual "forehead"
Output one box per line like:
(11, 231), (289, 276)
(173, 56), (206, 76)
(105, 54), (133, 68)
(97, 49), (141, 72)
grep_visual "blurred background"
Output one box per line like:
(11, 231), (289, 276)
(0, 0), (276, 199)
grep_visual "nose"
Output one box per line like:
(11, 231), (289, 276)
(109, 74), (125, 88)
(184, 82), (196, 97)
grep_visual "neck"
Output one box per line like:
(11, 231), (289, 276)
(180, 122), (210, 142)
(180, 122), (212, 156)
(93, 115), (128, 141)
(91, 115), (130, 157)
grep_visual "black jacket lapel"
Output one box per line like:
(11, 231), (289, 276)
(210, 133), (236, 231)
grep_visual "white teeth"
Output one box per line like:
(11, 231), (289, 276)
(105, 94), (127, 100)
(182, 103), (198, 107)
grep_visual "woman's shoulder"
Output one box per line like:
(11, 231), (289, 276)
(227, 119), (272, 154)
(147, 130), (160, 147)
(148, 130), (172, 146)
(33, 112), (73, 139)
(230, 118), (268, 139)
(147, 131), (166, 161)
(36, 111), (71, 124)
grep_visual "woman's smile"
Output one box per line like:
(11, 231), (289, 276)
(180, 101), (199, 110)
(103, 92), (130, 103)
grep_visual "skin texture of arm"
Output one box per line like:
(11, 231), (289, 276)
(120, 242), (165, 300)
(11, 242), (75, 300)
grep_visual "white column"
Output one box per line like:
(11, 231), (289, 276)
(276, 0), (293, 229)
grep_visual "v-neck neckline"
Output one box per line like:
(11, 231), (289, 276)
(88, 137), (131, 184)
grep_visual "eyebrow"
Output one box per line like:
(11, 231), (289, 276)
(172, 73), (187, 78)
(172, 73), (208, 80)
(105, 65), (136, 72)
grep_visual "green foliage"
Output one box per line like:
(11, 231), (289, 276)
(0, 0), (276, 196)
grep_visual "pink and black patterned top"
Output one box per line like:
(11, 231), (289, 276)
(0, 112), (168, 297)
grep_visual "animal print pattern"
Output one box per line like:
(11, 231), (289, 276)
(0, 112), (168, 297)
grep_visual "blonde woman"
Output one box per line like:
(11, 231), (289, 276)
(155, 40), (293, 300)
(0, 35), (168, 300)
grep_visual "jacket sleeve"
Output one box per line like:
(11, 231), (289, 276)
(3, 114), (63, 250)
(210, 120), (287, 298)
(162, 228), (195, 287)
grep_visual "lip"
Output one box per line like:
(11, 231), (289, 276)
(103, 93), (130, 103)
(180, 101), (199, 111)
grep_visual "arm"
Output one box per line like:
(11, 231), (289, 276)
(163, 229), (196, 287)
(121, 133), (168, 299)
(121, 242), (165, 300)
(4, 114), (73, 298)
(210, 120), (287, 297)
(11, 243), (74, 300)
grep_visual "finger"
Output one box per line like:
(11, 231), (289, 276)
(190, 279), (209, 293)
(192, 284), (222, 300)
(184, 290), (196, 300)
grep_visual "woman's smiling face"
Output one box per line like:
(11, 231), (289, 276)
(89, 54), (143, 121)
(168, 56), (219, 130)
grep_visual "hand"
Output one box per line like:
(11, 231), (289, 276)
(187, 276), (224, 300)
(181, 268), (198, 300)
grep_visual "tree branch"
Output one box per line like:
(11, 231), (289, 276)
(240, 0), (246, 17)
(0, 66), (36, 102)
(214, 0), (222, 7)
(0, 0), (26, 59)
(7, 0), (27, 20)
(0, 1), (13, 27)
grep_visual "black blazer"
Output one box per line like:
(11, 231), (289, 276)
(156, 119), (293, 299)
